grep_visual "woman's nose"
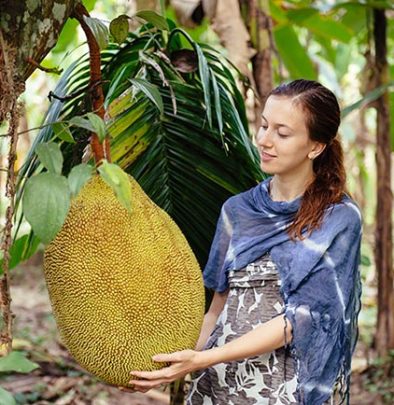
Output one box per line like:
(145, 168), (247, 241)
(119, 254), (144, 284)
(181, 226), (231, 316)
(255, 127), (273, 147)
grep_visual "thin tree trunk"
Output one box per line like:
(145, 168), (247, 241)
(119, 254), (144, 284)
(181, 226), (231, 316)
(0, 0), (81, 355)
(249, 1), (273, 104)
(373, 8), (394, 357)
(136, 0), (160, 12)
(241, 0), (273, 130)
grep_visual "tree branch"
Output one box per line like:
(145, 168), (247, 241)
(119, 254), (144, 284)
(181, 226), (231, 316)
(26, 57), (63, 75)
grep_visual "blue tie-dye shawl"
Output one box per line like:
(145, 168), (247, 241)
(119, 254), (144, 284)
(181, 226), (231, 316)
(203, 176), (362, 405)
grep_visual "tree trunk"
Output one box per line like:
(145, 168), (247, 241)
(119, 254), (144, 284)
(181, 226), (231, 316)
(0, 0), (78, 354)
(136, 0), (160, 12)
(0, 0), (78, 90)
(373, 8), (394, 358)
(247, 1), (273, 105)
(240, 0), (273, 130)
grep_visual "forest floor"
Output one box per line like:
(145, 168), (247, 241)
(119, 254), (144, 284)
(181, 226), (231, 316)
(2, 252), (393, 405)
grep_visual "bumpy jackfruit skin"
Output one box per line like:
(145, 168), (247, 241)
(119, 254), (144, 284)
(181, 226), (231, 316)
(43, 174), (205, 387)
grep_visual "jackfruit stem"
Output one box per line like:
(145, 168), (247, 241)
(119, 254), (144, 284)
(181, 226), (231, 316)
(72, 3), (111, 167)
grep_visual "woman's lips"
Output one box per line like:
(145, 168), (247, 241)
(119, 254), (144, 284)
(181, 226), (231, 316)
(260, 151), (277, 162)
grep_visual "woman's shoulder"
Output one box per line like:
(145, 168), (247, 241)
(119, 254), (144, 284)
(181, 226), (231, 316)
(326, 193), (362, 231)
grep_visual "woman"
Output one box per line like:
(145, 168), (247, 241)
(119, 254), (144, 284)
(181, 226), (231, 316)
(124, 79), (363, 404)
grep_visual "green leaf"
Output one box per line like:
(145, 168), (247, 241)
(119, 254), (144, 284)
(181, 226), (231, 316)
(52, 122), (75, 143)
(21, 26), (264, 271)
(86, 112), (106, 142)
(331, 1), (394, 11)
(273, 25), (317, 79)
(22, 173), (71, 244)
(83, 16), (109, 50)
(104, 65), (131, 109)
(286, 8), (319, 24)
(341, 82), (394, 118)
(269, 1), (288, 23)
(0, 351), (39, 373)
(335, 43), (352, 78)
(314, 34), (337, 66)
(51, 19), (79, 54)
(129, 78), (164, 114)
(68, 164), (93, 198)
(0, 387), (16, 405)
(195, 44), (212, 127)
(97, 161), (132, 212)
(210, 71), (223, 135)
(110, 14), (129, 44)
(107, 86), (134, 118)
(361, 254), (371, 267)
(0, 233), (41, 271)
(69, 116), (95, 132)
(134, 10), (169, 31)
(83, 0), (97, 11)
(299, 13), (353, 43)
(35, 142), (63, 175)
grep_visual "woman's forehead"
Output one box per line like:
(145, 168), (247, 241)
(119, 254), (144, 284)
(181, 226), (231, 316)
(262, 95), (308, 130)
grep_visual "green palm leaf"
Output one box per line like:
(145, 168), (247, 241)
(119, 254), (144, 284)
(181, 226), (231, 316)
(15, 22), (265, 269)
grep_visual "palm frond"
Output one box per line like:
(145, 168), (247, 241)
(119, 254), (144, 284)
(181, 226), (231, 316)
(15, 22), (265, 268)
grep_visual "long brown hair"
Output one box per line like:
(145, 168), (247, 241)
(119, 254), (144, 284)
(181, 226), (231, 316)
(269, 79), (346, 239)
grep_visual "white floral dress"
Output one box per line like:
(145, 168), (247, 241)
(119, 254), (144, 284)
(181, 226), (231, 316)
(185, 253), (336, 405)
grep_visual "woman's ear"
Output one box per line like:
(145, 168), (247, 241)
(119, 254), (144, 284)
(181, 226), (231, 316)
(308, 142), (326, 160)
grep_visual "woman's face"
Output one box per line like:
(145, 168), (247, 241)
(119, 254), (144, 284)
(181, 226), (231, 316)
(255, 95), (324, 176)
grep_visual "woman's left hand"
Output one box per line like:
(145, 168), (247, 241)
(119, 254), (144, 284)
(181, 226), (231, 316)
(124, 349), (202, 393)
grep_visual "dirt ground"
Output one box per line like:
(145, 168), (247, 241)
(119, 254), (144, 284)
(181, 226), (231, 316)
(2, 252), (393, 404)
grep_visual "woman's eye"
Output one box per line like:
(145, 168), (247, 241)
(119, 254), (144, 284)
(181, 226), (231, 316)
(278, 133), (289, 138)
(261, 125), (268, 130)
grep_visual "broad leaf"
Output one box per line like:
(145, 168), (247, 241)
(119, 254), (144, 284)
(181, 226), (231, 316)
(98, 161), (132, 212)
(22, 173), (71, 244)
(0, 233), (41, 273)
(69, 116), (95, 132)
(35, 142), (63, 175)
(273, 25), (317, 79)
(83, 16), (109, 50)
(16, 23), (264, 269)
(0, 387), (16, 405)
(341, 82), (394, 118)
(68, 164), (93, 198)
(110, 14), (129, 44)
(135, 10), (169, 31)
(52, 122), (75, 143)
(87, 112), (106, 142)
(287, 10), (353, 43)
(0, 351), (39, 373)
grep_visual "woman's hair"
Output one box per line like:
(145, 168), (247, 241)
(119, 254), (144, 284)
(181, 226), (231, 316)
(269, 79), (346, 239)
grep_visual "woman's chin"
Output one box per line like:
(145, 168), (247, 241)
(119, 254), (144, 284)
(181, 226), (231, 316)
(260, 163), (276, 175)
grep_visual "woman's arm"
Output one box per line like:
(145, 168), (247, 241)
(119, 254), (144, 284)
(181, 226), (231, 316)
(194, 289), (229, 351)
(198, 313), (292, 366)
(127, 313), (293, 392)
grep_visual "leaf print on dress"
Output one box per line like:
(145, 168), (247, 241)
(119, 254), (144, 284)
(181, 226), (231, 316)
(186, 253), (336, 405)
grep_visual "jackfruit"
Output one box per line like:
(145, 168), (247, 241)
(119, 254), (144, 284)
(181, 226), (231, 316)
(43, 174), (205, 387)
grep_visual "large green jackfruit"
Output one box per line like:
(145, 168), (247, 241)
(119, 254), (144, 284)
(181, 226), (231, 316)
(43, 174), (205, 387)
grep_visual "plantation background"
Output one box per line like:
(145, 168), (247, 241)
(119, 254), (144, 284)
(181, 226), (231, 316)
(0, 0), (393, 404)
